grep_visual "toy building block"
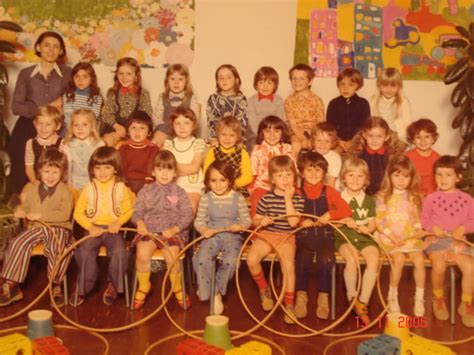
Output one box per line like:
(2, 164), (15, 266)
(0, 333), (32, 355)
(32, 336), (70, 355)
(225, 348), (248, 355)
(402, 335), (454, 355)
(358, 334), (401, 355)
(176, 338), (225, 355)
(225, 340), (272, 355)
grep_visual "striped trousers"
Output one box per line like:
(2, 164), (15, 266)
(1, 227), (73, 285)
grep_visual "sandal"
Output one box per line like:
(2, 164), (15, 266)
(133, 288), (150, 311)
(177, 295), (191, 309)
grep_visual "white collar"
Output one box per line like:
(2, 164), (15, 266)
(30, 63), (63, 78)
(341, 188), (366, 206)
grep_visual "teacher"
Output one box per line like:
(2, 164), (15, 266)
(8, 31), (71, 195)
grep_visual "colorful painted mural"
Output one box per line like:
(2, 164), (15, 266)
(0, 0), (195, 68)
(294, 0), (472, 80)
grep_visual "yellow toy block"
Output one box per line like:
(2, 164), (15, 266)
(241, 341), (272, 355)
(0, 333), (32, 355)
(402, 335), (455, 355)
(225, 347), (248, 355)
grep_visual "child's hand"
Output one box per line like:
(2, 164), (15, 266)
(229, 224), (244, 232)
(108, 220), (122, 234)
(432, 225), (444, 238)
(26, 212), (41, 221)
(260, 216), (274, 227)
(136, 221), (148, 236)
(318, 212), (330, 225)
(302, 219), (314, 229)
(345, 218), (357, 229)
(202, 228), (219, 239)
(414, 229), (427, 239)
(14, 207), (26, 219)
(113, 123), (127, 138)
(357, 225), (370, 235)
(162, 227), (179, 239)
(452, 225), (466, 241)
(209, 138), (218, 147)
(89, 225), (104, 237)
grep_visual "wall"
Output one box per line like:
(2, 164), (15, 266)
(3, 0), (462, 155)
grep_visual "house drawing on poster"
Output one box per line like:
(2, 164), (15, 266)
(309, 9), (338, 77)
(354, 4), (383, 79)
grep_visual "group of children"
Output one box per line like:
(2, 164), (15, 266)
(0, 34), (473, 330)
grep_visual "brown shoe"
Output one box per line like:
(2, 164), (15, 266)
(295, 291), (308, 319)
(283, 304), (297, 324)
(353, 299), (370, 326)
(432, 298), (449, 320)
(0, 283), (23, 307)
(51, 285), (65, 307)
(458, 302), (474, 328)
(316, 292), (329, 320)
(103, 282), (118, 306)
(259, 287), (274, 312)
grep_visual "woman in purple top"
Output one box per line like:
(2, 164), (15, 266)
(8, 31), (71, 194)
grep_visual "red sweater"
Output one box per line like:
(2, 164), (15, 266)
(301, 182), (352, 220)
(118, 140), (159, 181)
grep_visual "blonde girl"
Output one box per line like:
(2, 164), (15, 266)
(61, 108), (105, 191)
(375, 156), (426, 317)
(132, 150), (194, 310)
(246, 155), (304, 324)
(163, 107), (205, 215)
(370, 68), (412, 142)
(335, 157), (379, 326)
(101, 57), (152, 146)
(152, 64), (200, 147)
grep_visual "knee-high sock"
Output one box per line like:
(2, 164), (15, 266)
(344, 268), (357, 301)
(170, 272), (183, 301)
(359, 270), (377, 304)
(135, 271), (151, 301)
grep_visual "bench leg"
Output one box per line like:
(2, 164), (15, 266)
(331, 264), (336, 320)
(180, 259), (187, 311)
(209, 259), (216, 315)
(450, 266), (455, 325)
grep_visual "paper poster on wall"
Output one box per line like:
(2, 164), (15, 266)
(0, 0), (195, 68)
(294, 0), (471, 80)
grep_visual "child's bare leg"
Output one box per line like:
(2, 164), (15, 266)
(290, 135), (302, 158)
(246, 239), (272, 277)
(103, 132), (120, 147)
(278, 243), (296, 295)
(188, 192), (201, 217)
(390, 252), (405, 288)
(429, 251), (449, 320)
(408, 251), (426, 289)
(455, 254), (473, 296)
(152, 131), (169, 147)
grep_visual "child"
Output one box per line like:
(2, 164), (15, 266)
(405, 118), (440, 195)
(335, 157), (379, 326)
(203, 116), (252, 194)
(246, 66), (285, 150)
(311, 122), (342, 189)
(132, 150), (193, 310)
(370, 68), (412, 143)
(295, 152), (352, 320)
(327, 68), (370, 151)
(62, 62), (103, 136)
(421, 156), (473, 327)
(375, 156), (426, 316)
(206, 64), (248, 143)
(284, 64), (325, 156)
(72, 146), (133, 306)
(346, 116), (406, 196)
(118, 111), (159, 194)
(246, 155), (304, 324)
(249, 115), (294, 216)
(193, 160), (251, 314)
(25, 106), (63, 184)
(61, 108), (105, 192)
(0, 148), (73, 307)
(164, 107), (205, 215)
(152, 64), (200, 147)
(101, 57), (153, 147)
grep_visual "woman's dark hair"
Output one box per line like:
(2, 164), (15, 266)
(34, 31), (67, 60)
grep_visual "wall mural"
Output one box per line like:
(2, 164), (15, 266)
(0, 0), (195, 68)
(294, 0), (472, 80)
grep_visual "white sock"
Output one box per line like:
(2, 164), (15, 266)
(344, 268), (357, 301)
(359, 270), (377, 304)
(388, 286), (398, 300)
(415, 287), (424, 300)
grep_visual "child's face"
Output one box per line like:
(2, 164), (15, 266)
(413, 130), (435, 154)
(256, 78), (276, 96)
(217, 67), (237, 95)
(313, 132), (333, 155)
(173, 115), (195, 139)
(435, 167), (460, 192)
(34, 115), (60, 140)
(338, 77), (358, 99)
(117, 64), (137, 88)
(40, 165), (62, 187)
(263, 126), (282, 146)
(128, 122), (149, 144)
(218, 127), (238, 149)
(72, 114), (92, 141)
(379, 83), (400, 99)
(208, 169), (231, 196)
(36, 36), (61, 63)
(302, 165), (325, 186)
(73, 69), (92, 91)
(290, 69), (312, 93)
(93, 164), (115, 183)
(154, 166), (176, 186)
(363, 127), (389, 151)
(343, 169), (367, 193)
(168, 72), (187, 94)
(271, 169), (295, 192)
(390, 169), (411, 190)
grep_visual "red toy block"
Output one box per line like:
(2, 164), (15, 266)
(32, 336), (70, 355)
(176, 338), (225, 355)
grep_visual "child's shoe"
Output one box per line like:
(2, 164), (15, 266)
(132, 288), (151, 311)
(176, 295), (191, 309)
(316, 292), (329, 320)
(0, 283), (23, 307)
(103, 282), (118, 306)
(213, 293), (224, 315)
(458, 302), (474, 328)
(413, 297), (425, 317)
(259, 287), (274, 312)
(432, 298), (449, 320)
(51, 285), (64, 307)
(283, 304), (297, 324)
(353, 299), (370, 326)
(295, 291), (308, 319)
(69, 292), (85, 307)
